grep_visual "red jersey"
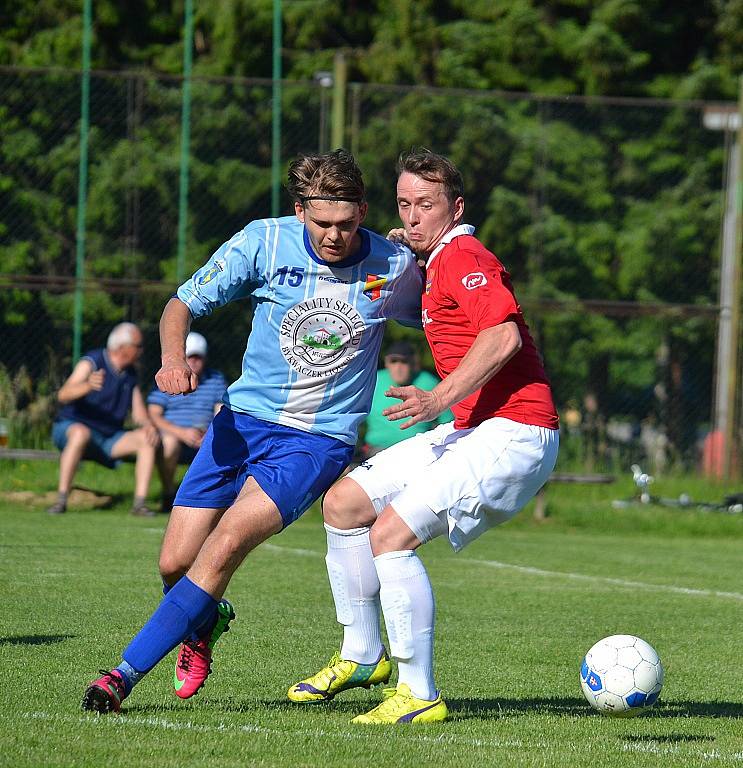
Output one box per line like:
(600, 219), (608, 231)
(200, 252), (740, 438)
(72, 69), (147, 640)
(422, 229), (559, 430)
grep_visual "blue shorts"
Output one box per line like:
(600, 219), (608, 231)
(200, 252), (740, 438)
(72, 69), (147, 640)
(52, 419), (126, 469)
(174, 408), (353, 527)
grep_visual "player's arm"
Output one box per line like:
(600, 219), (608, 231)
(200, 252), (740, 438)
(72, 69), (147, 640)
(384, 322), (521, 428)
(164, 229), (260, 395)
(57, 358), (101, 404)
(131, 387), (160, 446)
(156, 297), (197, 395)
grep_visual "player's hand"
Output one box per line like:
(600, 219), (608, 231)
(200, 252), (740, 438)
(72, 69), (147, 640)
(387, 228), (410, 246)
(382, 385), (443, 429)
(88, 369), (105, 391)
(142, 423), (161, 447)
(180, 427), (204, 448)
(156, 358), (198, 395)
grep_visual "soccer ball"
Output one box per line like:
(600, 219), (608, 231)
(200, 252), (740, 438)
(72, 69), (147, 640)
(580, 634), (664, 717)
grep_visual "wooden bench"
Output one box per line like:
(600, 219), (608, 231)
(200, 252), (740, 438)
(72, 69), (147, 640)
(0, 449), (58, 461)
(533, 472), (615, 520)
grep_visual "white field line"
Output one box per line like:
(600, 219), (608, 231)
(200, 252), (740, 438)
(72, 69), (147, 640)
(262, 543), (743, 602)
(18, 712), (743, 763)
(19, 710), (530, 750)
(460, 558), (743, 602)
(263, 542), (321, 558)
(622, 742), (743, 762)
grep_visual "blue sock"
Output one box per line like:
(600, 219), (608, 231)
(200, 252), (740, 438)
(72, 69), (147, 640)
(122, 576), (218, 674)
(190, 604), (221, 643)
(165, 578), (217, 642)
(114, 660), (144, 695)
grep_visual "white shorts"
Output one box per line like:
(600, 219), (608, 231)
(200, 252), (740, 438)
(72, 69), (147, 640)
(348, 417), (559, 552)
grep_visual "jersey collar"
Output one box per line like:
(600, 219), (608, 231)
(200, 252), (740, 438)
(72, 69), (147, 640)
(302, 226), (371, 268)
(426, 224), (475, 268)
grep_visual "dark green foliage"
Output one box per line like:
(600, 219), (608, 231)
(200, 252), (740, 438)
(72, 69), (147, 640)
(0, 2), (735, 467)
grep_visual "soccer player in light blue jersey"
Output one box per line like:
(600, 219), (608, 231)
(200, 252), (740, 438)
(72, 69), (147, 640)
(82, 149), (423, 713)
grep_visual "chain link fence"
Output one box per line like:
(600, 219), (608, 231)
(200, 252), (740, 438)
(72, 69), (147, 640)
(0, 67), (735, 474)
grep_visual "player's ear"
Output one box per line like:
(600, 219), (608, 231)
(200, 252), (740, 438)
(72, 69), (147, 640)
(357, 201), (368, 224)
(453, 196), (464, 223)
(294, 201), (305, 223)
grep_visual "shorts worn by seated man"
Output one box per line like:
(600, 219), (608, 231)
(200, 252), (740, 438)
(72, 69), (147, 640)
(52, 418), (126, 469)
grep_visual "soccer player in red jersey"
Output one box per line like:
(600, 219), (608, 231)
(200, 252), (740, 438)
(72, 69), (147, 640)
(288, 149), (559, 724)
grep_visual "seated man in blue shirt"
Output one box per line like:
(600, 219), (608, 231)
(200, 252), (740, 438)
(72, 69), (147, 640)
(147, 332), (227, 513)
(48, 322), (161, 516)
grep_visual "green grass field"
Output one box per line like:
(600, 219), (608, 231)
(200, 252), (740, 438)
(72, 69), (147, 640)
(1, 458), (742, 767)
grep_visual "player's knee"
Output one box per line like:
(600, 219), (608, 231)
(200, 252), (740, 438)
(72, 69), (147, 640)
(322, 479), (375, 529)
(369, 511), (415, 556)
(368, 521), (388, 554)
(321, 486), (344, 525)
(134, 430), (158, 454)
(159, 549), (190, 583)
(65, 423), (91, 446)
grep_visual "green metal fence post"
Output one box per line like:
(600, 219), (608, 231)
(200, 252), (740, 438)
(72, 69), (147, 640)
(331, 52), (347, 150)
(72, 0), (92, 362)
(271, 0), (282, 217)
(350, 83), (361, 157)
(176, 0), (194, 283)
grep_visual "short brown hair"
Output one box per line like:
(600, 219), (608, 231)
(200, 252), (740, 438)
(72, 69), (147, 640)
(396, 148), (464, 203)
(287, 149), (365, 204)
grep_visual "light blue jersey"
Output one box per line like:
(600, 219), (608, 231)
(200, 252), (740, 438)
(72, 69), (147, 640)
(177, 216), (423, 445)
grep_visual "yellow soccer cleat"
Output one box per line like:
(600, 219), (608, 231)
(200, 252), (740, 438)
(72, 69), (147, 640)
(288, 650), (392, 703)
(351, 683), (448, 724)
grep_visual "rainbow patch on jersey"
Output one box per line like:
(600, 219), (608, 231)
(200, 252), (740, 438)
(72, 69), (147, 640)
(363, 275), (386, 301)
(425, 269), (435, 294)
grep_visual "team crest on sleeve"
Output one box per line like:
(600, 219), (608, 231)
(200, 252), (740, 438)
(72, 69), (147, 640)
(279, 297), (365, 377)
(198, 267), (218, 285)
(462, 272), (487, 290)
(197, 259), (226, 285)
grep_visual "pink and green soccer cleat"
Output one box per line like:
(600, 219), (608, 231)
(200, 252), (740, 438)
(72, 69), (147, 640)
(81, 669), (128, 714)
(173, 599), (235, 699)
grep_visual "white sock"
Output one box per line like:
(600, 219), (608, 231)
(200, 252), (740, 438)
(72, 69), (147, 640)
(324, 523), (383, 664)
(375, 550), (436, 701)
